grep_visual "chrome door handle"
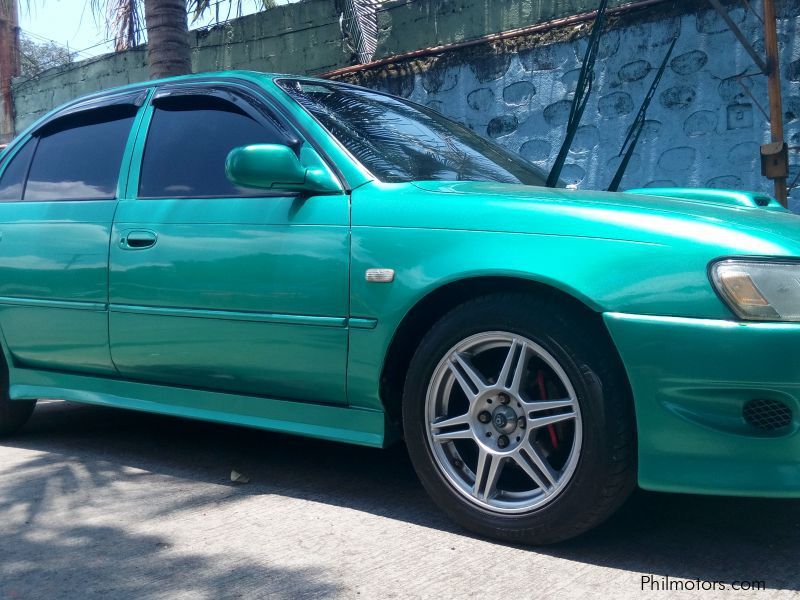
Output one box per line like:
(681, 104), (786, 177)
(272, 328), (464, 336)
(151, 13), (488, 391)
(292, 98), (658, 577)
(120, 230), (157, 250)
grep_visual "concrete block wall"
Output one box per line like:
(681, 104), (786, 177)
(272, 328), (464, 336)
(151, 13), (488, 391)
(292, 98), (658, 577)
(340, 0), (800, 210)
(373, 0), (633, 58)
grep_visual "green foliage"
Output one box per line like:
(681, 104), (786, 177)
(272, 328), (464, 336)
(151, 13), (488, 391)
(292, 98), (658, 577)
(18, 36), (72, 78)
(188, 0), (277, 23)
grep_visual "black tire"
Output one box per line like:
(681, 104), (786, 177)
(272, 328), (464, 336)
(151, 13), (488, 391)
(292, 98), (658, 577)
(402, 292), (636, 545)
(0, 368), (36, 437)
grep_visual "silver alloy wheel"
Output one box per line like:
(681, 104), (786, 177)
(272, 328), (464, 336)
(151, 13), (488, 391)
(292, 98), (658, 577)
(425, 331), (583, 514)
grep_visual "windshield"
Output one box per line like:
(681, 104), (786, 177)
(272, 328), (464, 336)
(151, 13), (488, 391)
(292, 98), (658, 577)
(279, 79), (550, 186)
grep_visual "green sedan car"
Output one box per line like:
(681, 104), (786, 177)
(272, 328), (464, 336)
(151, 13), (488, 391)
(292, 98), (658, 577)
(0, 71), (797, 544)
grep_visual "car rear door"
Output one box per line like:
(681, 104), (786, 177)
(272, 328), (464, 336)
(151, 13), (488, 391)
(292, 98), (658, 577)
(108, 84), (350, 404)
(0, 94), (142, 375)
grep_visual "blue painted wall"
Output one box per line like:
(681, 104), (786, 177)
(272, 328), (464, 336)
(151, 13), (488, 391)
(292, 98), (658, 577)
(345, 1), (800, 211)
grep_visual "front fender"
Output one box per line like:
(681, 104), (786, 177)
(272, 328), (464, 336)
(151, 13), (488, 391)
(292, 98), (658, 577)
(345, 224), (731, 412)
(345, 181), (800, 413)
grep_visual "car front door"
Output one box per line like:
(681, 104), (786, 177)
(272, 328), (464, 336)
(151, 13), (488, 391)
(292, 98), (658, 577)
(108, 85), (350, 405)
(0, 96), (142, 376)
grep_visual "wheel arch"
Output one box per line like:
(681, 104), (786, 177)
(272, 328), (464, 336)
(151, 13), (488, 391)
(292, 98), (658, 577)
(379, 275), (628, 426)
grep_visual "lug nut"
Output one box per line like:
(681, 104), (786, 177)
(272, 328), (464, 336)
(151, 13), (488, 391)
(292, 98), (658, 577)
(498, 393), (510, 404)
(517, 416), (526, 429)
(497, 435), (509, 449)
(478, 411), (491, 424)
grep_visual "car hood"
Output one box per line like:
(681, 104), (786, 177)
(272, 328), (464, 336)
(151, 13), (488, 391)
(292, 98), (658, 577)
(409, 181), (800, 255)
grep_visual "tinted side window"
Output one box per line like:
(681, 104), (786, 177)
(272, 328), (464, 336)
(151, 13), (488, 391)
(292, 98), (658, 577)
(138, 95), (283, 198)
(0, 139), (36, 201)
(25, 107), (135, 201)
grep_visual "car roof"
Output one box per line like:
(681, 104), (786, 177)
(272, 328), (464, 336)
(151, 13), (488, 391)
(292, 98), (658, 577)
(72, 70), (329, 102)
(8, 71), (335, 150)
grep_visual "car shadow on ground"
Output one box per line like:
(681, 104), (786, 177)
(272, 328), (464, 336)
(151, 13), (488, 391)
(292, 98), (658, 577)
(0, 401), (350, 599)
(4, 400), (800, 593)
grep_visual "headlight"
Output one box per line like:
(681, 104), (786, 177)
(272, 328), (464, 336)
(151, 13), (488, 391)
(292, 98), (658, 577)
(711, 259), (800, 321)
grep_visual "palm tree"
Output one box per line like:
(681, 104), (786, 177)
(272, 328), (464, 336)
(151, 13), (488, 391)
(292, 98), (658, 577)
(143, 0), (190, 78)
(341, 0), (381, 64)
(95, 0), (276, 79)
(35, 0), (377, 80)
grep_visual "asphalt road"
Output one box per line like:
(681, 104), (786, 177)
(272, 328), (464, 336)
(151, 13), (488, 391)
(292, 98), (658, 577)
(1, 400), (799, 599)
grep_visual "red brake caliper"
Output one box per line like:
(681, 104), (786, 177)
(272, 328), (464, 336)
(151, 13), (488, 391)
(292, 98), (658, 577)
(537, 370), (560, 449)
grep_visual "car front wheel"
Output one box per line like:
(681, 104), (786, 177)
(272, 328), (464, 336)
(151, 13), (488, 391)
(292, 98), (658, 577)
(402, 292), (636, 545)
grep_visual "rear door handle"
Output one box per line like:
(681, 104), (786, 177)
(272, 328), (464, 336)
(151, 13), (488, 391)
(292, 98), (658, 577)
(119, 230), (158, 250)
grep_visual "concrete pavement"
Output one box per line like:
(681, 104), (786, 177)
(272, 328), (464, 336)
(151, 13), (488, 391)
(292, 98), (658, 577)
(1, 400), (799, 599)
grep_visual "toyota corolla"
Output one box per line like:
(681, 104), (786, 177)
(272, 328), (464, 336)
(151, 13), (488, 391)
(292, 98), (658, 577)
(0, 71), (797, 544)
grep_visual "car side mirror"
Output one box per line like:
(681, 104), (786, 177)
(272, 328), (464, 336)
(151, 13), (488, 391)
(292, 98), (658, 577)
(225, 144), (341, 194)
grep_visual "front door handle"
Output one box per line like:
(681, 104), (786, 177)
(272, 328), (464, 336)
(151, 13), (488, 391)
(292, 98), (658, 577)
(120, 230), (158, 250)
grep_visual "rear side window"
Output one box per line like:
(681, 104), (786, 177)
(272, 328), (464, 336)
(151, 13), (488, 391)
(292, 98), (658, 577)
(0, 139), (35, 201)
(24, 106), (135, 201)
(138, 94), (285, 198)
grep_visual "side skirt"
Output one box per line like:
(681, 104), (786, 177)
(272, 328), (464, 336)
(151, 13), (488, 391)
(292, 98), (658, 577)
(10, 368), (386, 448)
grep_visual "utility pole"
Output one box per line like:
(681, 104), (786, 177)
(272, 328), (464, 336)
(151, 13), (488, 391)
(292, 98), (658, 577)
(709, 0), (788, 207)
(0, 0), (19, 145)
(762, 0), (788, 206)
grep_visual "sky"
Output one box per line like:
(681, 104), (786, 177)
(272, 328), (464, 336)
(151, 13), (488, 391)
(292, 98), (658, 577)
(19, 0), (297, 61)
